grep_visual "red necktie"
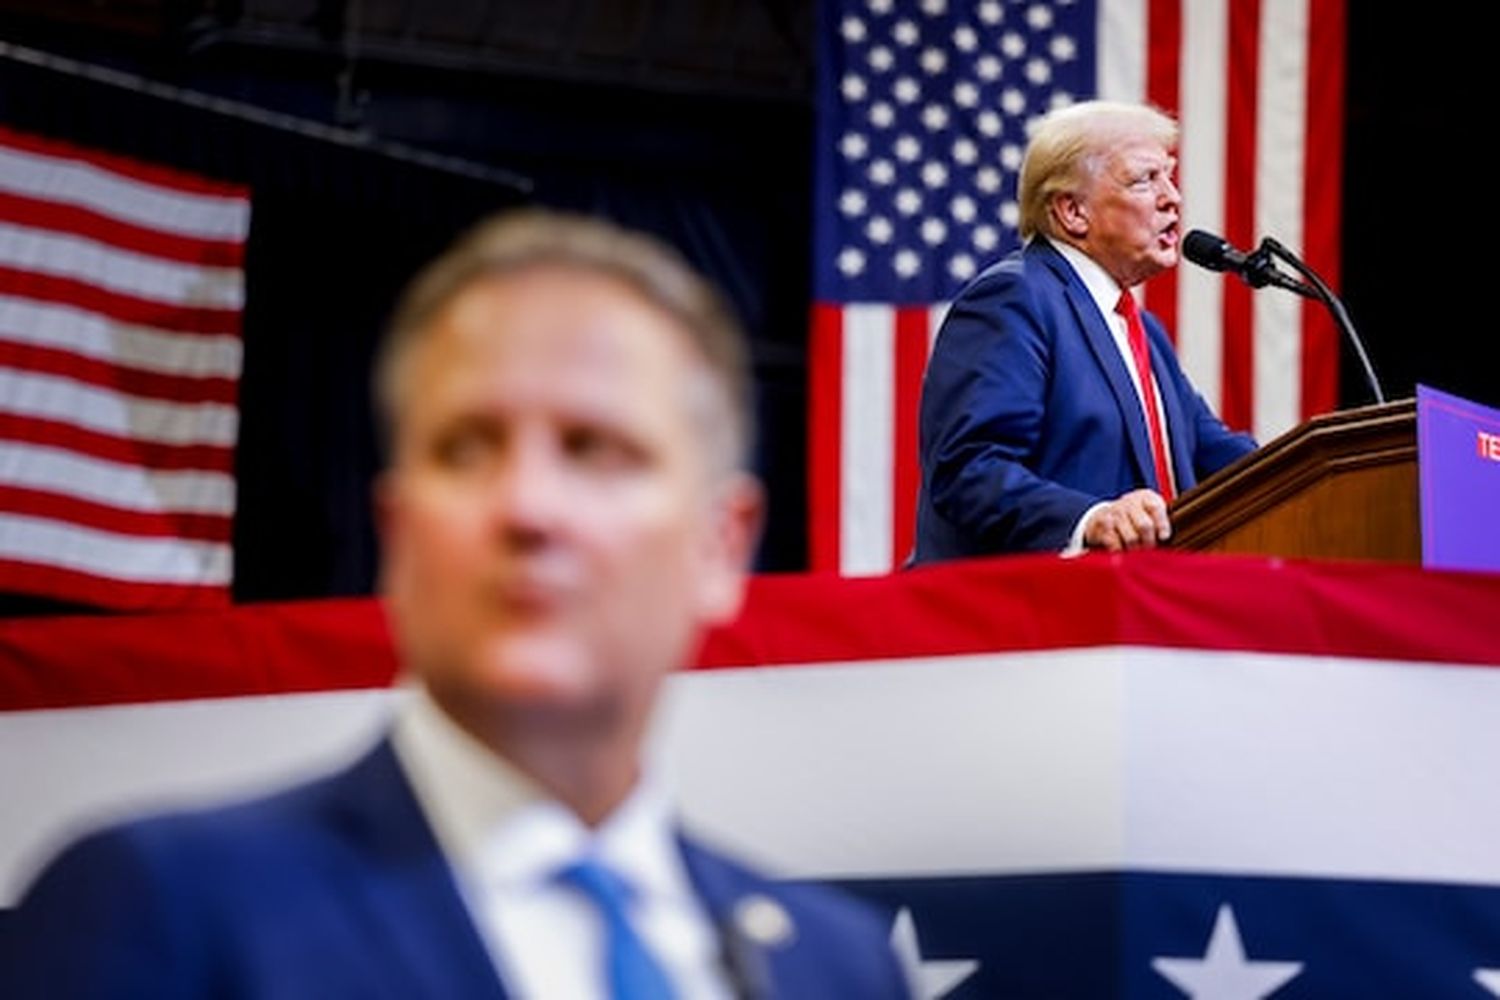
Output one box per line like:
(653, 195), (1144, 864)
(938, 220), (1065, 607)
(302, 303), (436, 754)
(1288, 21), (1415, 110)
(1115, 291), (1175, 501)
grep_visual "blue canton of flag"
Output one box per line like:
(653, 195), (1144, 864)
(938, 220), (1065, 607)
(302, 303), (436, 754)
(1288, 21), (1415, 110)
(813, 0), (1097, 305)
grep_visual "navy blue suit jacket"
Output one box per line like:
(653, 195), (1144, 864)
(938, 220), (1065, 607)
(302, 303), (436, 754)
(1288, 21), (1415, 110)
(6, 738), (909, 999)
(913, 238), (1256, 559)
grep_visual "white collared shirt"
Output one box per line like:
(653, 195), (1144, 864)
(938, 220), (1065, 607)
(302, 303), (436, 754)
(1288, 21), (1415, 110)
(391, 688), (734, 1000)
(1050, 241), (1178, 551)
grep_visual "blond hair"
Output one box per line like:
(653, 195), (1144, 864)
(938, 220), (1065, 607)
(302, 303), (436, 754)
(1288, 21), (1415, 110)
(1017, 101), (1178, 241)
(375, 209), (753, 473)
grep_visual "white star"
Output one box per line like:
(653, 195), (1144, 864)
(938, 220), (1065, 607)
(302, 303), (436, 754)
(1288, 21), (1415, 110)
(921, 104), (950, 131)
(920, 217), (948, 245)
(1001, 31), (1027, 58)
(867, 0), (893, 13)
(977, 110), (1002, 137)
(838, 189), (867, 217)
(951, 139), (977, 166)
(895, 188), (923, 215)
(841, 15), (867, 43)
(866, 216), (894, 244)
(1000, 143), (1024, 170)
(1025, 57), (1052, 85)
(869, 102), (895, 128)
(948, 253), (977, 281)
(839, 132), (868, 159)
(868, 45), (894, 72)
(949, 194), (977, 222)
(1477, 969), (1500, 996)
(889, 908), (979, 1000)
(975, 167), (1002, 194)
(893, 19), (919, 46)
(894, 134), (921, 161)
(841, 74), (868, 102)
(975, 54), (1003, 81)
(1001, 87), (1027, 115)
(894, 76), (921, 104)
(953, 81), (980, 108)
(973, 224), (999, 251)
(977, 1), (1004, 26)
(1152, 905), (1303, 1000)
(836, 247), (866, 277)
(1027, 4), (1055, 30)
(952, 25), (978, 52)
(920, 47), (947, 75)
(868, 158), (895, 185)
(920, 161), (949, 189)
(894, 249), (922, 278)
(999, 201), (1020, 229)
(919, 0), (947, 15)
(1051, 34), (1078, 61)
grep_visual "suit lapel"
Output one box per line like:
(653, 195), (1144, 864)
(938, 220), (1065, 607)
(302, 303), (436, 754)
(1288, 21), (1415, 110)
(1143, 318), (1196, 492)
(1031, 239), (1156, 485)
(678, 835), (798, 1000)
(323, 739), (510, 1000)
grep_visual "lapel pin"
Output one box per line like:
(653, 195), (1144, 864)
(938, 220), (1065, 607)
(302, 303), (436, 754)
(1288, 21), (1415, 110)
(732, 894), (796, 949)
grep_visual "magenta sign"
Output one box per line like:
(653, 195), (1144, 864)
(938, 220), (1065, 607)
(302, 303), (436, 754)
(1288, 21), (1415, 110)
(1418, 385), (1500, 573)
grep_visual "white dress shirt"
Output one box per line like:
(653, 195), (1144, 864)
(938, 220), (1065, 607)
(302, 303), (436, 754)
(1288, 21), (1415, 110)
(1051, 242), (1177, 552)
(391, 688), (735, 1000)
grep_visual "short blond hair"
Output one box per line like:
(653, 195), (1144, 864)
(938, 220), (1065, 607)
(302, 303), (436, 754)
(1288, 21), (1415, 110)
(375, 209), (753, 474)
(1017, 101), (1178, 241)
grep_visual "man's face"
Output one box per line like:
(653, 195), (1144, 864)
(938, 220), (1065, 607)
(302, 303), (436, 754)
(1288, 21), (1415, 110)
(379, 265), (759, 739)
(1074, 137), (1181, 287)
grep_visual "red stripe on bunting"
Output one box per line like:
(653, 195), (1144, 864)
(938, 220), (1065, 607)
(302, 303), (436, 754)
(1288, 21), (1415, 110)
(5, 553), (1500, 713)
(808, 303), (844, 573)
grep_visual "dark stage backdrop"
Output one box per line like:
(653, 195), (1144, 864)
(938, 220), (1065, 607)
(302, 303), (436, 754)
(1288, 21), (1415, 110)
(0, 4), (1495, 615)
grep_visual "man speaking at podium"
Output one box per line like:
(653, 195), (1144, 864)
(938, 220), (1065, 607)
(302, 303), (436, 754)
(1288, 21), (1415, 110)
(8, 213), (911, 999)
(912, 101), (1256, 561)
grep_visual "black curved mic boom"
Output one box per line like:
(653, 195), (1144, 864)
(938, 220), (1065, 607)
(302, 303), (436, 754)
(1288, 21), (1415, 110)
(1180, 229), (1385, 404)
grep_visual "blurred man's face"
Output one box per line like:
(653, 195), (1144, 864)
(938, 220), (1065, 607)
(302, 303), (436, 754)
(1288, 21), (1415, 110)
(1077, 136), (1181, 288)
(379, 265), (758, 740)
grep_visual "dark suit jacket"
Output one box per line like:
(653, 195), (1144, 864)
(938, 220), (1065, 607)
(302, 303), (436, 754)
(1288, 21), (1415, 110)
(913, 237), (1256, 559)
(6, 738), (909, 999)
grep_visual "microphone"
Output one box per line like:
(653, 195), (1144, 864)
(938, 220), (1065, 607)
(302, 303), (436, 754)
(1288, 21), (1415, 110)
(1181, 229), (1385, 404)
(1182, 230), (1308, 294)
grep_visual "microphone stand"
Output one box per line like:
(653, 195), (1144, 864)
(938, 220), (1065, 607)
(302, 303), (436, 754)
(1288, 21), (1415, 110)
(1255, 237), (1386, 405)
(1236, 236), (1386, 404)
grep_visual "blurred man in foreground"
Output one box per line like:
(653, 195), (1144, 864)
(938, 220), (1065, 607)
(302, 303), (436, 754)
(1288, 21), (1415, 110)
(10, 212), (911, 998)
(913, 101), (1256, 561)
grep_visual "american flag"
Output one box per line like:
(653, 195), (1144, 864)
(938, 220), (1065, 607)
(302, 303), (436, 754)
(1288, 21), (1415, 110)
(809, 0), (1345, 574)
(0, 127), (250, 611)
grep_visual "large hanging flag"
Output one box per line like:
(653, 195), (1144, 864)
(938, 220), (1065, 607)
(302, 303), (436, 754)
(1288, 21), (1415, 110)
(0, 126), (250, 611)
(809, 0), (1345, 574)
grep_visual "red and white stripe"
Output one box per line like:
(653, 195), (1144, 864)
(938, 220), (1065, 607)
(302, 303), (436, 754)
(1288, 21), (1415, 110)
(0, 127), (250, 610)
(809, 0), (1344, 575)
(4, 554), (1499, 903)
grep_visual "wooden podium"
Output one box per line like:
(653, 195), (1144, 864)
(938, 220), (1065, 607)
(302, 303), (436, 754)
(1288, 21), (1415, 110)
(1169, 398), (1419, 562)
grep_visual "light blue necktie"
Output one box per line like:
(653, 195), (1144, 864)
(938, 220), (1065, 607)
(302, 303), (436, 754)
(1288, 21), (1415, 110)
(556, 858), (676, 1000)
